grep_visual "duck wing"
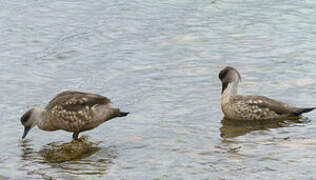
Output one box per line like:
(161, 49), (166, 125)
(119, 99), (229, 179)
(46, 90), (111, 111)
(233, 95), (314, 116)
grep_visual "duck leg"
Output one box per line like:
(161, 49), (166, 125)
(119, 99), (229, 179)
(72, 132), (79, 140)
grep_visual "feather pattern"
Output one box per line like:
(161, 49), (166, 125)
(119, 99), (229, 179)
(219, 66), (315, 120)
(20, 90), (129, 140)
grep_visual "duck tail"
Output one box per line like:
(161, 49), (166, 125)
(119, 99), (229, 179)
(118, 111), (129, 117)
(293, 107), (316, 116)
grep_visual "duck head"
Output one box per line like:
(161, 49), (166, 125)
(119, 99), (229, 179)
(218, 66), (241, 94)
(20, 107), (43, 139)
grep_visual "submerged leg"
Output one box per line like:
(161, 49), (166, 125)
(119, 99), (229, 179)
(72, 132), (79, 140)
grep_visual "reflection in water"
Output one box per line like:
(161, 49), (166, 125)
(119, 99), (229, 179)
(1, 0), (315, 178)
(20, 139), (39, 162)
(220, 117), (310, 138)
(39, 137), (101, 163)
(19, 138), (117, 178)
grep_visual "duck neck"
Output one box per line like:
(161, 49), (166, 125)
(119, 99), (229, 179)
(221, 80), (239, 104)
(32, 108), (48, 130)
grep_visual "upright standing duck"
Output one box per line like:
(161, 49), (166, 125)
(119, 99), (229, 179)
(218, 66), (315, 120)
(21, 91), (129, 140)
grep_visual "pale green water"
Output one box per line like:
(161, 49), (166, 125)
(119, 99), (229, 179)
(1, 0), (316, 179)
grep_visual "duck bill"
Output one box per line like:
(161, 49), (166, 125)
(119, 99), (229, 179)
(221, 82), (229, 94)
(22, 126), (31, 139)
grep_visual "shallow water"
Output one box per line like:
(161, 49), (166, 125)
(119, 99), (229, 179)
(1, 0), (316, 179)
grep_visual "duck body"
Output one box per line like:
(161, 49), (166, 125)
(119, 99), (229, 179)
(219, 66), (315, 121)
(221, 95), (315, 120)
(21, 91), (129, 140)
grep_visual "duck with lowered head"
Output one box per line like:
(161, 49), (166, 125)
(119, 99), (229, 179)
(20, 91), (129, 140)
(218, 66), (315, 120)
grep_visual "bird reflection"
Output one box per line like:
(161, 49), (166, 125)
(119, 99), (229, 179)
(220, 117), (310, 138)
(39, 137), (101, 162)
(19, 137), (117, 178)
(20, 139), (38, 162)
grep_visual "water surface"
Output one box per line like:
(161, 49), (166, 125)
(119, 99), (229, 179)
(1, 0), (316, 179)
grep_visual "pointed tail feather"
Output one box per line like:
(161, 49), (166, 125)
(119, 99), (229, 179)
(118, 112), (129, 117)
(293, 107), (316, 116)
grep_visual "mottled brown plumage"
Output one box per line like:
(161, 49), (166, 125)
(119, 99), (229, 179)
(46, 91), (111, 110)
(20, 91), (129, 140)
(219, 66), (315, 120)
